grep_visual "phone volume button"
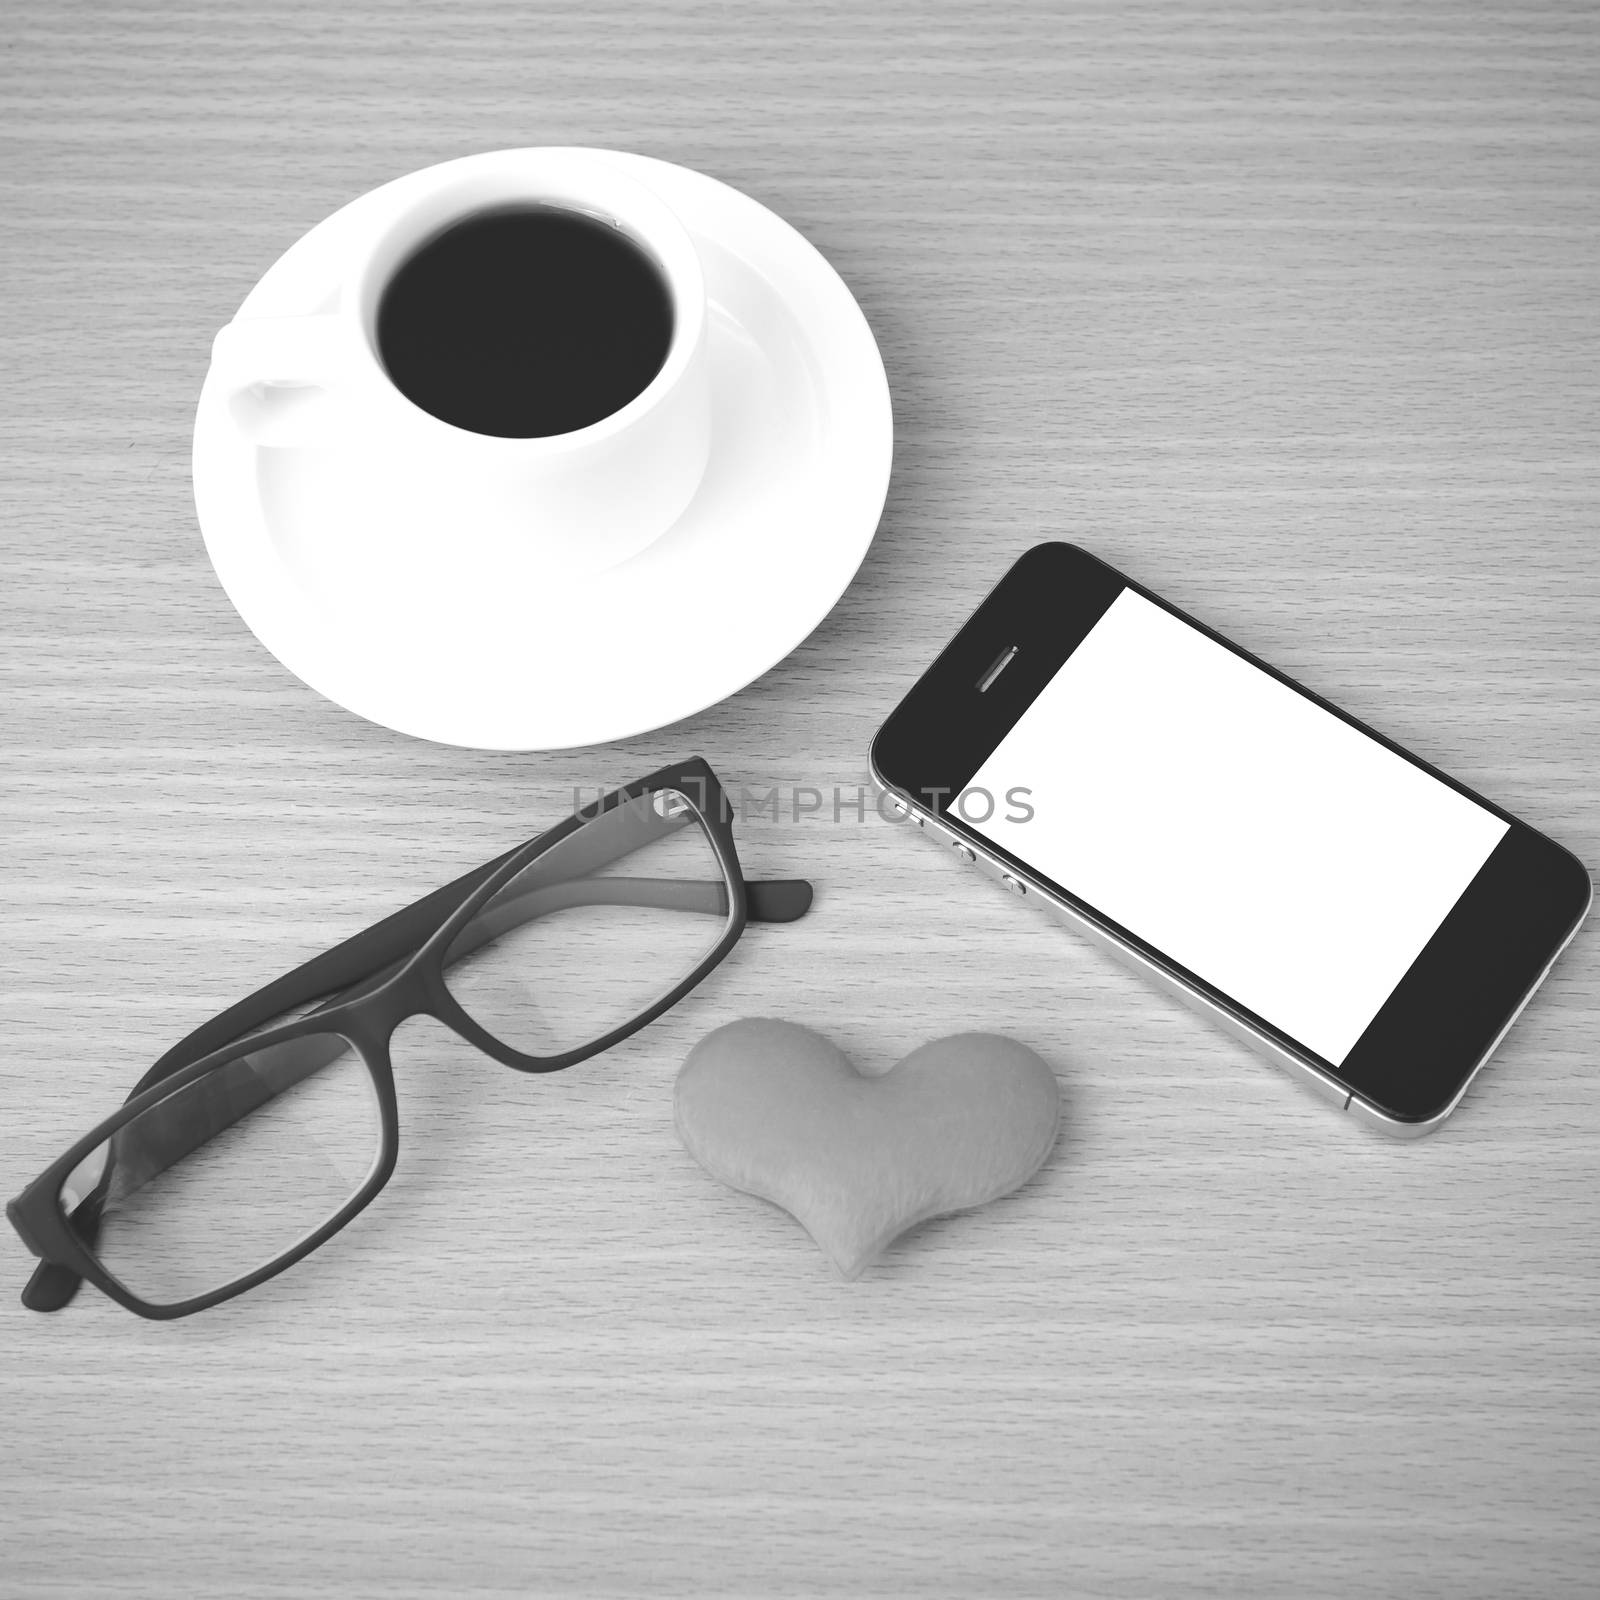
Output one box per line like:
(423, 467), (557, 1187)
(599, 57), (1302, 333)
(1000, 873), (1026, 896)
(952, 843), (976, 864)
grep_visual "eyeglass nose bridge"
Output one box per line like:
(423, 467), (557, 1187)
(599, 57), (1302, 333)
(324, 955), (442, 1048)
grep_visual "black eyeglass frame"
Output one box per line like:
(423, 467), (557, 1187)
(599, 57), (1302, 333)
(7, 757), (810, 1321)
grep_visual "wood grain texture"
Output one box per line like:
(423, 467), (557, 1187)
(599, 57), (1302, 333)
(1, 2), (1597, 1595)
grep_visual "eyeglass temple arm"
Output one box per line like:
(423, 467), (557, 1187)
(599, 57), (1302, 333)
(20, 874), (811, 1313)
(140, 874), (807, 1104)
(449, 875), (810, 960)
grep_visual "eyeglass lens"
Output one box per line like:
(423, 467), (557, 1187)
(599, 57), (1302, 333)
(55, 1033), (381, 1308)
(442, 788), (734, 1056)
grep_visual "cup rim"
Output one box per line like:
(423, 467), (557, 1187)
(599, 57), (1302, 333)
(345, 150), (707, 452)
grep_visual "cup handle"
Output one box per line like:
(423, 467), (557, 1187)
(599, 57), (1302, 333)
(208, 316), (356, 446)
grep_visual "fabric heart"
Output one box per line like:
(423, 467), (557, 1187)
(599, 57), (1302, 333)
(674, 1019), (1061, 1278)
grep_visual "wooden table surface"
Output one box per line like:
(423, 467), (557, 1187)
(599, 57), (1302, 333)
(2, 3), (1597, 1596)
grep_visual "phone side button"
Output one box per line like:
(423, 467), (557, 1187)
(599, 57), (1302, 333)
(952, 843), (976, 864)
(886, 794), (923, 826)
(1000, 873), (1026, 896)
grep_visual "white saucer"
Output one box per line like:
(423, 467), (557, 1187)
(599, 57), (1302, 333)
(192, 152), (892, 750)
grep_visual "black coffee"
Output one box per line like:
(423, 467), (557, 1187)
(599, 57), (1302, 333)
(376, 206), (674, 439)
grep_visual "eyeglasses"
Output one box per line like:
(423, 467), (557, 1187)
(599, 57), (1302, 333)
(7, 759), (812, 1320)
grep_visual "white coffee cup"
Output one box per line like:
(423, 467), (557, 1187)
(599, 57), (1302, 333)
(208, 149), (711, 583)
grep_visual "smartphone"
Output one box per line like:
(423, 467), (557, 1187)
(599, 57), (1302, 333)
(870, 543), (1590, 1136)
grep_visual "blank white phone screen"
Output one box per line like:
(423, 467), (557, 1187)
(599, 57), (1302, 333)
(966, 590), (1508, 1065)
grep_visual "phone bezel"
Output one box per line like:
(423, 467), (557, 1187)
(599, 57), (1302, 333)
(871, 542), (1592, 1127)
